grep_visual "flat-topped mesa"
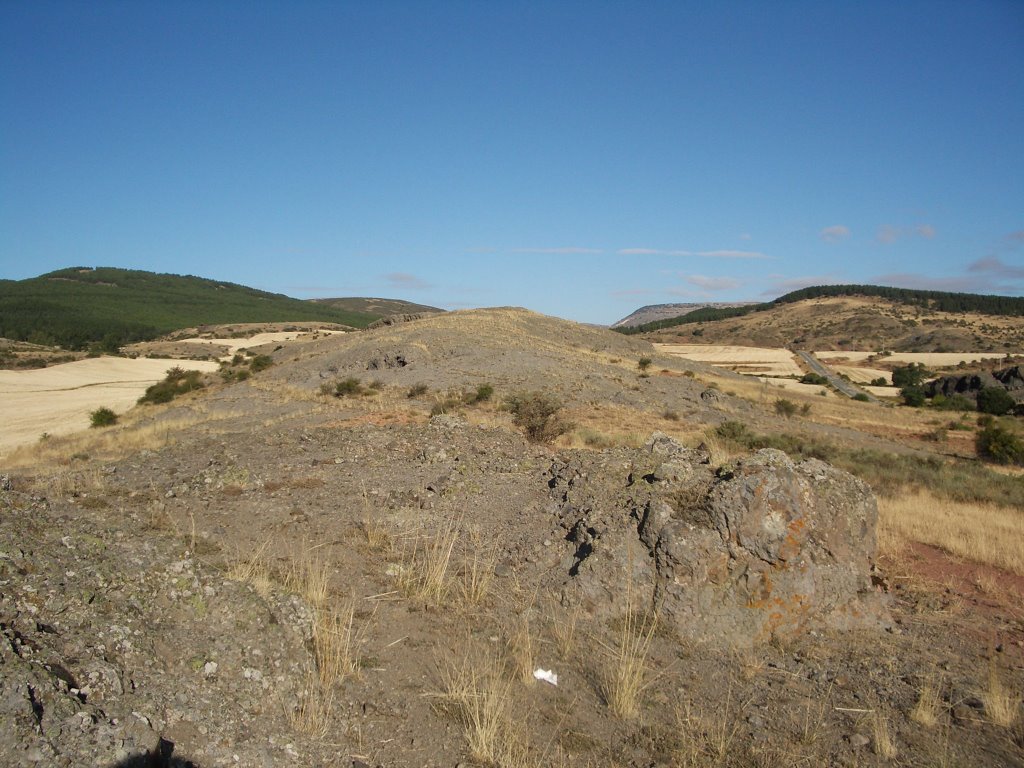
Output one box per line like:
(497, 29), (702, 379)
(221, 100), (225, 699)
(546, 434), (888, 645)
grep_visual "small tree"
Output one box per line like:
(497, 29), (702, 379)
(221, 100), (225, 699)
(977, 387), (1015, 416)
(90, 407), (117, 428)
(900, 386), (926, 407)
(892, 363), (930, 388)
(638, 357), (652, 372)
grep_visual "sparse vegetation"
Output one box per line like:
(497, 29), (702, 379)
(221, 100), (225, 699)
(334, 377), (365, 397)
(638, 357), (652, 371)
(773, 398), (798, 418)
(976, 421), (1024, 466)
(976, 386), (1015, 416)
(407, 383), (429, 398)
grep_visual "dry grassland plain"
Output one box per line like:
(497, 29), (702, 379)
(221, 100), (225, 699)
(174, 330), (346, 360)
(0, 356), (220, 456)
(817, 350), (1010, 366)
(654, 343), (803, 376)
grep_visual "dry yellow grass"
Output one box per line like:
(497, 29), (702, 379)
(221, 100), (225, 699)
(877, 490), (1024, 575)
(983, 659), (1020, 727)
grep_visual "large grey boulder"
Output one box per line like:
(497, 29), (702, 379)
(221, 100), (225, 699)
(547, 436), (887, 645)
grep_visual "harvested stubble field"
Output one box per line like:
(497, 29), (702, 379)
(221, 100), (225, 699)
(654, 343), (803, 377)
(1, 308), (1022, 768)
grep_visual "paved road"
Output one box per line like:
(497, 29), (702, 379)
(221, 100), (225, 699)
(796, 351), (882, 404)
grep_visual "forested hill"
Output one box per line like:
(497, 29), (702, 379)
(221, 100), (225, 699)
(614, 284), (1024, 335)
(0, 267), (379, 350)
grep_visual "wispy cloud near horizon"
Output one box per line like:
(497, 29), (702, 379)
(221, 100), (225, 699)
(510, 247), (603, 255)
(819, 225), (850, 243)
(685, 274), (742, 291)
(618, 248), (770, 259)
(384, 272), (431, 290)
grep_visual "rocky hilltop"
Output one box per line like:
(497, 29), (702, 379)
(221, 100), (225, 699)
(1, 309), (1020, 767)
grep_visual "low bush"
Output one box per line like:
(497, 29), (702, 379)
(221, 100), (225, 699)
(249, 354), (273, 372)
(852, 393), (870, 402)
(334, 377), (364, 397)
(976, 422), (1024, 466)
(407, 383), (429, 398)
(933, 393), (975, 412)
(90, 407), (117, 428)
(870, 377), (888, 387)
(774, 399), (798, 418)
(637, 357), (652, 371)
(464, 383), (494, 405)
(139, 368), (205, 405)
(504, 391), (569, 443)
(977, 387), (1015, 416)
(800, 373), (828, 386)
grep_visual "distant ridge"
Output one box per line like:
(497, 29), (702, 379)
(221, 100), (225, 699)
(310, 297), (443, 316)
(614, 284), (1024, 335)
(0, 267), (394, 350)
(612, 302), (757, 329)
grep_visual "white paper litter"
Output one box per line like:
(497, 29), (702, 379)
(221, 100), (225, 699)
(533, 668), (558, 686)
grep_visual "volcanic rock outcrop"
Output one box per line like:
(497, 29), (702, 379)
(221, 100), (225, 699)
(547, 434), (887, 644)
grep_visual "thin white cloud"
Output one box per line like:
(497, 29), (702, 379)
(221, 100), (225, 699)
(968, 256), (1024, 279)
(876, 223), (935, 244)
(871, 272), (996, 293)
(761, 273), (843, 296)
(738, 233), (752, 241)
(610, 288), (658, 298)
(685, 275), (741, 291)
(1007, 230), (1024, 243)
(819, 225), (850, 243)
(618, 248), (769, 259)
(510, 247), (603, 255)
(384, 272), (431, 290)
(876, 225), (901, 244)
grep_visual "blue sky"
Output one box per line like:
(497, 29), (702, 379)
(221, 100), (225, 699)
(2, 1), (1022, 324)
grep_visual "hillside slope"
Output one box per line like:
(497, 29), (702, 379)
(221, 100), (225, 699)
(641, 294), (1024, 352)
(0, 267), (380, 349)
(1, 307), (1022, 767)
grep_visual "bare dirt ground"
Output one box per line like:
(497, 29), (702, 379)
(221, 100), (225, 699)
(1, 309), (1021, 768)
(0, 357), (220, 454)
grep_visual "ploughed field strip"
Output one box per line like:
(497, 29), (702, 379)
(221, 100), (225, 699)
(1, 308), (1021, 768)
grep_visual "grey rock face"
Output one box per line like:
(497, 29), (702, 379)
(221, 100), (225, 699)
(547, 437), (887, 645)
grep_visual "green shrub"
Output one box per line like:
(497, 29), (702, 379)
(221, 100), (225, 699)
(139, 368), (204, 405)
(504, 391), (569, 443)
(933, 393), (974, 412)
(465, 383), (494, 405)
(774, 399), (798, 418)
(870, 377), (888, 387)
(976, 422), (1024, 466)
(800, 373), (828, 386)
(900, 386), (926, 407)
(977, 387), (1015, 416)
(89, 407), (117, 428)
(715, 421), (750, 442)
(852, 392), (870, 402)
(249, 354), (273, 372)
(638, 357), (652, 371)
(334, 377), (364, 397)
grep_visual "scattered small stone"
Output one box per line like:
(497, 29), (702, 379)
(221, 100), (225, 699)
(848, 733), (870, 748)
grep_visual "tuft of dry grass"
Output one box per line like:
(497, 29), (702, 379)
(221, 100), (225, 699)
(507, 615), (536, 686)
(226, 539), (275, 599)
(983, 659), (1021, 727)
(878, 490), (1024, 575)
(459, 529), (496, 606)
(598, 603), (659, 719)
(313, 599), (361, 688)
(432, 650), (525, 765)
(872, 710), (898, 759)
(911, 675), (943, 727)
(551, 603), (581, 659)
(285, 544), (330, 608)
(288, 671), (335, 737)
(396, 518), (459, 605)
